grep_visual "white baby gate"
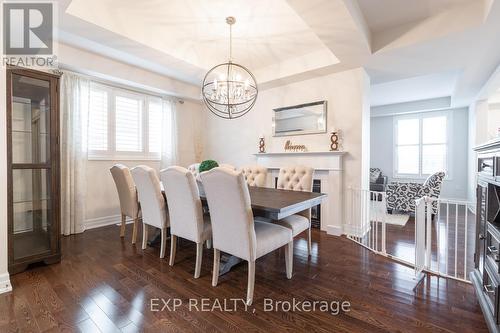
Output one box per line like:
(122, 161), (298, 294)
(346, 188), (474, 283)
(414, 197), (474, 283)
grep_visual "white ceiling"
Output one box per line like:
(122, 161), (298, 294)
(65, 0), (338, 71)
(370, 71), (460, 106)
(55, 0), (500, 107)
(357, 0), (474, 33)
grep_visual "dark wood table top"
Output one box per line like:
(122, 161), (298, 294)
(162, 182), (327, 220)
(202, 186), (327, 220)
(248, 186), (326, 219)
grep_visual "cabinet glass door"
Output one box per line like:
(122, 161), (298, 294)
(10, 73), (53, 260)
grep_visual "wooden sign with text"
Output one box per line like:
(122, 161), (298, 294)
(284, 140), (307, 152)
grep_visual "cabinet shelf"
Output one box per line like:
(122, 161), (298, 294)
(13, 198), (49, 204)
(12, 130), (48, 135)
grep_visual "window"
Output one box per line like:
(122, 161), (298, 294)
(148, 98), (163, 154)
(394, 112), (450, 178)
(115, 94), (143, 152)
(88, 88), (108, 151)
(87, 83), (166, 160)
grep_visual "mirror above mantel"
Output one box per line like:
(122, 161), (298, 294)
(272, 100), (327, 137)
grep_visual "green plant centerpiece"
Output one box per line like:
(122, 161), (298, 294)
(197, 160), (218, 196)
(199, 160), (219, 173)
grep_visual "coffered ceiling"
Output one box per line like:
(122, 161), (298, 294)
(56, 0), (500, 106)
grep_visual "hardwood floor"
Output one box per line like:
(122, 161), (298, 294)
(0, 224), (487, 332)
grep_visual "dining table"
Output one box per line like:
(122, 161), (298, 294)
(159, 183), (327, 274)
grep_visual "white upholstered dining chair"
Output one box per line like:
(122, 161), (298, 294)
(219, 163), (237, 171)
(240, 165), (268, 187)
(160, 166), (212, 278)
(131, 166), (169, 258)
(201, 167), (293, 305)
(187, 163), (200, 179)
(276, 166), (315, 256)
(110, 164), (141, 243)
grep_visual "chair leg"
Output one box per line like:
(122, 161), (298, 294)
(169, 235), (177, 266)
(285, 242), (293, 279)
(120, 214), (126, 238)
(131, 217), (139, 244)
(307, 225), (312, 256)
(142, 224), (148, 250)
(246, 261), (256, 306)
(160, 228), (167, 259)
(194, 242), (203, 278)
(212, 249), (220, 287)
(206, 238), (212, 249)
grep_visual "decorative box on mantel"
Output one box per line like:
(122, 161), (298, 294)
(254, 151), (345, 235)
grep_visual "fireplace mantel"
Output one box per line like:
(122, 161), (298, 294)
(254, 151), (345, 171)
(253, 151), (346, 156)
(253, 150), (344, 236)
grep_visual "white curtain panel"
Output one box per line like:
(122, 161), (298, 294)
(60, 73), (91, 235)
(160, 99), (178, 170)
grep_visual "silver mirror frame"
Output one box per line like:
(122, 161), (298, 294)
(272, 100), (327, 137)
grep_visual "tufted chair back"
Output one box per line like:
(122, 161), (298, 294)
(277, 166), (314, 220)
(240, 165), (268, 187)
(277, 166), (314, 192)
(187, 163), (200, 179)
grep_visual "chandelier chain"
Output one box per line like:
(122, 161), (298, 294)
(229, 20), (232, 62)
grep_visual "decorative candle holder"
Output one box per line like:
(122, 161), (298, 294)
(330, 131), (339, 151)
(259, 136), (266, 153)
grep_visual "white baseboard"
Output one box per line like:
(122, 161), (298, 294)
(84, 214), (122, 230)
(343, 223), (370, 238)
(0, 273), (12, 294)
(326, 225), (343, 236)
(84, 214), (138, 230)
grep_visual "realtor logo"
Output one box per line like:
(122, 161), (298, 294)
(3, 2), (53, 55)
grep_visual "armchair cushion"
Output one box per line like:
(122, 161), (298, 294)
(375, 175), (388, 185)
(386, 172), (445, 214)
(370, 175), (388, 192)
(369, 168), (381, 183)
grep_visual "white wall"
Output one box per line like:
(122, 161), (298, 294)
(467, 104), (477, 205)
(203, 67), (371, 224)
(487, 103), (500, 138)
(84, 99), (203, 228)
(370, 108), (469, 200)
(467, 98), (500, 206)
(474, 99), (490, 144)
(58, 43), (200, 101)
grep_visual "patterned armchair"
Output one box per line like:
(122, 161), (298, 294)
(386, 172), (446, 214)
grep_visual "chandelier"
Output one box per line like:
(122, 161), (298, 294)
(202, 17), (258, 119)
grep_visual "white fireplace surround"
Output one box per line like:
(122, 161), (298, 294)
(254, 151), (344, 236)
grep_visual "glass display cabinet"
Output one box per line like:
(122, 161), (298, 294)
(6, 66), (61, 274)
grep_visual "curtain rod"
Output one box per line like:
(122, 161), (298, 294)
(53, 67), (185, 104)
